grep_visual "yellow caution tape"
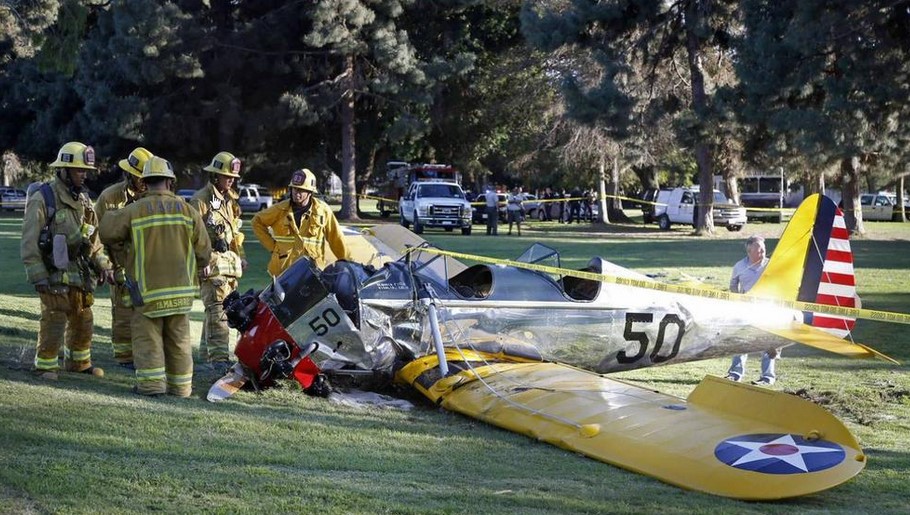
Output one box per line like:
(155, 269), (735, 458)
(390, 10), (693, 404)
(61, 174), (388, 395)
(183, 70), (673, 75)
(407, 246), (910, 325)
(743, 206), (797, 213)
(361, 191), (795, 214)
(359, 193), (398, 203)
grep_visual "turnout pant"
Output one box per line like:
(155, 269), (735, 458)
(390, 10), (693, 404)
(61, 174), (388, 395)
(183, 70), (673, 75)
(110, 284), (133, 364)
(132, 311), (193, 397)
(35, 287), (95, 372)
(199, 276), (238, 363)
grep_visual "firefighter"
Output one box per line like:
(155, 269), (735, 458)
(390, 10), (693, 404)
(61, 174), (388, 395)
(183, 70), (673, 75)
(21, 141), (114, 380)
(190, 151), (247, 373)
(99, 156), (211, 397)
(252, 169), (350, 275)
(94, 146), (153, 368)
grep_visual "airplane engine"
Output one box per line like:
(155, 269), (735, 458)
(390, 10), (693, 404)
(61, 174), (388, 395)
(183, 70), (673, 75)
(224, 257), (416, 394)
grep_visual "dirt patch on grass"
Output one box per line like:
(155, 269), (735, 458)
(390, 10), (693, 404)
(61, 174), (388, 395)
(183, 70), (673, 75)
(0, 485), (41, 515)
(788, 384), (908, 426)
(877, 386), (910, 403)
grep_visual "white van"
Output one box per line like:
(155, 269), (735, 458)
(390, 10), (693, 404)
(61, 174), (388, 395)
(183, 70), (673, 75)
(652, 187), (747, 231)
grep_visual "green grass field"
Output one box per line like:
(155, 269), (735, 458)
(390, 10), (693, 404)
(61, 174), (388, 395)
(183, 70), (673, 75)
(1, 209), (909, 514)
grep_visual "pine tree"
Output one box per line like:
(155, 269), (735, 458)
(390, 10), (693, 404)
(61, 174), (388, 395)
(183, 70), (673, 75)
(300, 1), (429, 220)
(522, 0), (741, 234)
(735, 0), (910, 233)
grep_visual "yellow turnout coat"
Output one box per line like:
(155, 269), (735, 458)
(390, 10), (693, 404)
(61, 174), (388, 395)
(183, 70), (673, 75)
(252, 198), (349, 275)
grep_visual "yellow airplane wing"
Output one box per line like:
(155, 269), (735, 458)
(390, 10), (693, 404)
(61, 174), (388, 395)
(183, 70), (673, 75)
(397, 352), (866, 500)
(761, 323), (900, 364)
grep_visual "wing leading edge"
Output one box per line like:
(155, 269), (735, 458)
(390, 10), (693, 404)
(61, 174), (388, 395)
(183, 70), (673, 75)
(397, 352), (865, 500)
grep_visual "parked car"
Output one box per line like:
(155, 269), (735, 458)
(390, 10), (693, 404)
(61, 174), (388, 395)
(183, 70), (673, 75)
(860, 192), (907, 221)
(0, 188), (27, 211)
(238, 184), (274, 213)
(520, 193), (540, 219)
(471, 192), (508, 224)
(177, 189), (197, 202)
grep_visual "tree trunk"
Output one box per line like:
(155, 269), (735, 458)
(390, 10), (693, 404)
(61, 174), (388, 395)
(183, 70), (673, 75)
(685, 1), (715, 235)
(724, 173), (739, 205)
(840, 156), (865, 235)
(899, 176), (907, 222)
(599, 155), (609, 223)
(338, 54), (359, 221)
(356, 146), (379, 218)
(803, 169), (824, 197)
(606, 155), (630, 222)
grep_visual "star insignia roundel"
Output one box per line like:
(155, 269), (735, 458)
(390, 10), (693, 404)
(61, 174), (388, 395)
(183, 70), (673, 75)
(714, 433), (846, 474)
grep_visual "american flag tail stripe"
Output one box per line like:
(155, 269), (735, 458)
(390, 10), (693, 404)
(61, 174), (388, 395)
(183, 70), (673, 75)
(800, 200), (858, 339)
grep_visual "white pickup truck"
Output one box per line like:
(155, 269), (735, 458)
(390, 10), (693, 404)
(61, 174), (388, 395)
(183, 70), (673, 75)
(399, 181), (473, 235)
(237, 184), (274, 213)
(653, 187), (747, 231)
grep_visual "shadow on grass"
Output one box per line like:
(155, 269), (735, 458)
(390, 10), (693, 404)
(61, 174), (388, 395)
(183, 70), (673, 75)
(863, 447), (910, 472)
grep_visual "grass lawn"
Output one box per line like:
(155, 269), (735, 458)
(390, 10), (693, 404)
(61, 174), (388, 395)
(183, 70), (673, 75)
(1, 208), (909, 514)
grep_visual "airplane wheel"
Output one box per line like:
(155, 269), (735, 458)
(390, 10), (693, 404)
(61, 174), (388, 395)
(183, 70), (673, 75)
(657, 214), (671, 231)
(413, 212), (424, 234)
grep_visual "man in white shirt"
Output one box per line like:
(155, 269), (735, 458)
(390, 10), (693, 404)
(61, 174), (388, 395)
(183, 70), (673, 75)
(725, 235), (780, 385)
(484, 187), (500, 235)
(506, 187), (524, 236)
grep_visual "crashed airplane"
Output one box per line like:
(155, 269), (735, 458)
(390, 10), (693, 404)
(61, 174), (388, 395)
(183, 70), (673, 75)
(210, 194), (895, 500)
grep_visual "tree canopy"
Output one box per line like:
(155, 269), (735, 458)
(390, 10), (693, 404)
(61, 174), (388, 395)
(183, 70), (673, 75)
(1, 0), (908, 229)
(733, 0), (910, 233)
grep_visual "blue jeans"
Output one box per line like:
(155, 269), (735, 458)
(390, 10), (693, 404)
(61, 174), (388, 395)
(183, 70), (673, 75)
(727, 350), (779, 383)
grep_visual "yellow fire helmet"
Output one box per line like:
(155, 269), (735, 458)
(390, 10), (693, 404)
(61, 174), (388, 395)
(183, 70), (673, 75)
(49, 141), (97, 170)
(142, 156), (176, 180)
(118, 147), (154, 178)
(203, 151), (242, 178)
(289, 168), (318, 193)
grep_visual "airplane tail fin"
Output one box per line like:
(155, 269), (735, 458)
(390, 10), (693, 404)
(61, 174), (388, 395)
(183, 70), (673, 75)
(751, 194), (857, 338)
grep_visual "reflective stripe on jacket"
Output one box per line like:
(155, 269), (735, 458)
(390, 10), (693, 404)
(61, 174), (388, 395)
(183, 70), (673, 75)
(95, 180), (141, 270)
(251, 198), (349, 275)
(191, 183), (245, 278)
(99, 190), (212, 318)
(21, 177), (111, 287)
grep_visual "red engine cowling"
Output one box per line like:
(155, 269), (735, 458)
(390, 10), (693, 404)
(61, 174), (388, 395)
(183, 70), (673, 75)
(234, 301), (320, 388)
